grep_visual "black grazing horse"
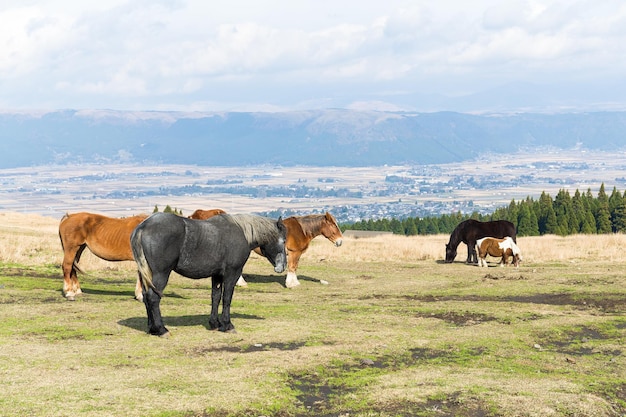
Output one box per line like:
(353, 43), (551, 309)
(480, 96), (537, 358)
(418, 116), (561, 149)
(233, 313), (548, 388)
(444, 219), (516, 264)
(131, 212), (287, 337)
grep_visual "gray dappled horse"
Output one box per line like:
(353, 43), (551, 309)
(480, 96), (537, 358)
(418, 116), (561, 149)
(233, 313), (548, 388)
(131, 212), (287, 337)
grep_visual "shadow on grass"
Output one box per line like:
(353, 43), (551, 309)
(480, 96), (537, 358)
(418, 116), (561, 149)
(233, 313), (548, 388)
(81, 288), (186, 299)
(118, 312), (264, 332)
(436, 259), (480, 265)
(241, 273), (325, 287)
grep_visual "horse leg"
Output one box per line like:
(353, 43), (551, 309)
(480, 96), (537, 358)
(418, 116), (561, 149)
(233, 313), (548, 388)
(285, 250), (302, 288)
(209, 276), (224, 330)
(466, 241), (477, 264)
(217, 272), (239, 332)
(143, 273), (170, 337)
(61, 244), (85, 301)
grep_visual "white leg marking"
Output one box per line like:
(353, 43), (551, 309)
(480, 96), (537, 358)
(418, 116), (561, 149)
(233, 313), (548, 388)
(285, 272), (300, 288)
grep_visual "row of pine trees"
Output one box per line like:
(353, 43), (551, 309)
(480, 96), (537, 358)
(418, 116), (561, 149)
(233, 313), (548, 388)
(346, 183), (626, 237)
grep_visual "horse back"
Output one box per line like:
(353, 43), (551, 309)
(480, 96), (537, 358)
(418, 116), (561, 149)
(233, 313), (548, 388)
(60, 212), (147, 260)
(468, 220), (516, 242)
(136, 213), (250, 276)
(188, 208), (226, 220)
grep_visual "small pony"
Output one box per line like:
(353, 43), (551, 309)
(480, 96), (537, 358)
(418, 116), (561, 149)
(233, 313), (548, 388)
(475, 236), (522, 267)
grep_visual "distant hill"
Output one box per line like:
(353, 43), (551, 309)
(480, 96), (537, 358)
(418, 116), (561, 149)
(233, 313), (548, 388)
(1, 109), (626, 168)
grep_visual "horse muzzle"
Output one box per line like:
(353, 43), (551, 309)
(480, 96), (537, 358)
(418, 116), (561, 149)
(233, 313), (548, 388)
(334, 238), (343, 247)
(274, 254), (286, 273)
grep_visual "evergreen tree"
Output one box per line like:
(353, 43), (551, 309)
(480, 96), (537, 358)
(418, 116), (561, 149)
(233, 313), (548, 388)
(608, 186), (623, 214)
(595, 183), (612, 233)
(153, 205), (159, 213)
(571, 189), (585, 233)
(581, 189), (597, 233)
(609, 187), (626, 232)
(553, 189), (572, 236)
(517, 201), (539, 236)
(404, 218), (418, 235)
(389, 218), (403, 234)
(424, 218), (440, 234)
(610, 191), (626, 232)
(537, 192), (557, 234)
(506, 199), (519, 229)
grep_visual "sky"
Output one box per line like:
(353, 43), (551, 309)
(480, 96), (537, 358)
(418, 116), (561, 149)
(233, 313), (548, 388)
(2, 0), (626, 113)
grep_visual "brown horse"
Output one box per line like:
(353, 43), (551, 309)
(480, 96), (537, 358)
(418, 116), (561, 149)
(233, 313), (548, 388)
(238, 212), (343, 288)
(476, 236), (522, 267)
(188, 208), (226, 220)
(58, 212), (148, 301)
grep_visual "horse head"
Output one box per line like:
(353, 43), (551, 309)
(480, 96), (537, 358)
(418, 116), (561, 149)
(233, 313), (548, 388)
(258, 216), (287, 273)
(444, 243), (457, 263)
(321, 212), (343, 247)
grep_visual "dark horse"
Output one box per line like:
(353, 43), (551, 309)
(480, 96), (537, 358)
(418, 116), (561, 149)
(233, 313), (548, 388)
(131, 212), (287, 337)
(444, 219), (516, 264)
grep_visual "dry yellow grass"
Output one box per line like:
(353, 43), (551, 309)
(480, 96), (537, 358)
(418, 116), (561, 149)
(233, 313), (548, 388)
(2, 210), (626, 268)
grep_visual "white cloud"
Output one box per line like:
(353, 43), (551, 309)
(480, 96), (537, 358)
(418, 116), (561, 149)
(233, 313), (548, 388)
(1, 0), (626, 112)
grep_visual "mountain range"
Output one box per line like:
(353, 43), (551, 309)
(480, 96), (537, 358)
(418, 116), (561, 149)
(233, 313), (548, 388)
(2, 109), (626, 168)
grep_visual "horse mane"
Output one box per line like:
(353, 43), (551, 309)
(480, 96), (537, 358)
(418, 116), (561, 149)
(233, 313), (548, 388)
(228, 214), (282, 246)
(294, 214), (328, 237)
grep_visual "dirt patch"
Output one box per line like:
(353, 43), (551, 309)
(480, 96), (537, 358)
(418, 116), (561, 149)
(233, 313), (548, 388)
(416, 310), (497, 326)
(402, 292), (626, 312)
(0, 267), (59, 279)
(287, 354), (493, 417)
(355, 274), (375, 280)
(596, 383), (626, 415)
(483, 273), (528, 280)
(186, 341), (308, 356)
(537, 325), (624, 357)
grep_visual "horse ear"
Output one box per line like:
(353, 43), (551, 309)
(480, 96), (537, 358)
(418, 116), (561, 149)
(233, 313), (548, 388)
(277, 216), (287, 233)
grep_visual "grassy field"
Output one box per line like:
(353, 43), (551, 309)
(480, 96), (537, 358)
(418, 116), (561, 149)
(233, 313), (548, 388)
(0, 212), (625, 416)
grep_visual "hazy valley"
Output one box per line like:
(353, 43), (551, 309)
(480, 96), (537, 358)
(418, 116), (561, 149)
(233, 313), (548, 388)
(1, 149), (624, 223)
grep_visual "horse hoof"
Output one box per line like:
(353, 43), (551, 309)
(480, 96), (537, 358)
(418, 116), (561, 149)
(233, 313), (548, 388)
(65, 294), (75, 301)
(159, 332), (171, 338)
